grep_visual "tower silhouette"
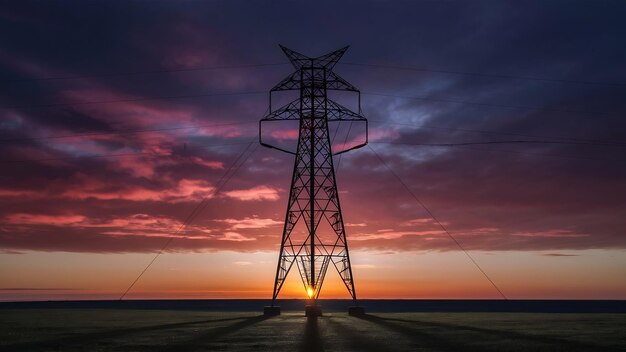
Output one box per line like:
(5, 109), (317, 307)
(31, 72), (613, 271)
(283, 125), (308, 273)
(260, 45), (367, 316)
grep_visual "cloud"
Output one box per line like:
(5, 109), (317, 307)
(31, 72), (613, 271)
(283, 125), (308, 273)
(512, 230), (588, 238)
(1, 213), (214, 240)
(217, 217), (282, 229)
(399, 218), (434, 227)
(540, 253), (580, 257)
(0, 249), (24, 254)
(62, 179), (215, 203)
(190, 157), (224, 169)
(4, 213), (87, 226)
(351, 230), (445, 241)
(0, 189), (40, 198)
(0, 288), (83, 291)
(270, 129), (299, 140)
(60, 89), (196, 127)
(223, 185), (280, 201)
(345, 223), (367, 227)
(218, 232), (256, 242)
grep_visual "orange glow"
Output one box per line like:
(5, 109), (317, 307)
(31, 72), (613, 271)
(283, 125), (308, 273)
(1, 250), (625, 301)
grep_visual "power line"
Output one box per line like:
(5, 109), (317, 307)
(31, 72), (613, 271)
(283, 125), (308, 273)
(370, 119), (626, 147)
(6, 60), (622, 88)
(0, 121), (257, 143)
(372, 139), (626, 148)
(341, 62), (626, 88)
(2, 89), (620, 120)
(1, 151), (158, 165)
(119, 140), (259, 300)
(2, 63), (288, 84)
(1, 114), (619, 153)
(0, 91), (265, 110)
(363, 92), (622, 119)
(374, 141), (626, 163)
(367, 144), (508, 300)
(1, 116), (619, 159)
(7, 138), (622, 166)
(0, 141), (251, 164)
(335, 121), (354, 172)
(5, 134), (621, 166)
(119, 106), (269, 299)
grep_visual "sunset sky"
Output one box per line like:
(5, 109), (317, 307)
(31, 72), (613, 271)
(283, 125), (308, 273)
(1, 0), (625, 301)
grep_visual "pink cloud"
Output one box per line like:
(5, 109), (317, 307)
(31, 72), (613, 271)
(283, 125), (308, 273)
(218, 232), (256, 242)
(345, 223), (367, 227)
(512, 230), (588, 238)
(399, 218), (434, 226)
(188, 157), (224, 169)
(223, 185), (280, 201)
(4, 213), (176, 230)
(60, 89), (195, 127)
(351, 230), (445, 241)
(1, 213), (219, 241)
(81, 214), (179, 229)
(217, 217), (282, 229)
(193, 123), (248, 138)
(4, 213), (86, 226)
(364, 126), (401, 142)
(62, 178), (215, 203)
(270, 129), (300, 140)
(110, 154), (162, 178)
(0, 189), (40, 198)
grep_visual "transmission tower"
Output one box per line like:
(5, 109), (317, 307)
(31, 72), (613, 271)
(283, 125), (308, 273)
(260, 45), (367, 317)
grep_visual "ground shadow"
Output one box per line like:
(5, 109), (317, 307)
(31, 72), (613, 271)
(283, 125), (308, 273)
(155, 314), (270, 352)
(376, 317), (614, 351)
(299, 316), (323, 352)
(4, 316), (251, 352)
(325, 315), (397, 352)
(360, 315), (615, 352)
(353, 314), (462, 352)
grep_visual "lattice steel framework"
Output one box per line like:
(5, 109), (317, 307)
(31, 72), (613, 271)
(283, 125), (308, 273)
(260, 45), (367, 304)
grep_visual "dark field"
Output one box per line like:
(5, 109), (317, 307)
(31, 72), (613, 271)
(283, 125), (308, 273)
(1, 309), (625, 351)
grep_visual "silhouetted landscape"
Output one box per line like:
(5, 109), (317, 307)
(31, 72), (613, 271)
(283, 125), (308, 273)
(2, 301), (625, 351)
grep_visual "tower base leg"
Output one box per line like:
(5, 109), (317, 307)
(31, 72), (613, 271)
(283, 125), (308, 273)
(348, 306), (365, 316)
(264, 306), (281, 316)
(305, 305), (322, 317)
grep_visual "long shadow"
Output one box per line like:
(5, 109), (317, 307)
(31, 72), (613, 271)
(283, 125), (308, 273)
(155, 314), (269, 352)
(375, 316), (618, 351)
(299, 316), (324, 352)
(4, 316), (248, 351)
(325, 315), (396, 352)
(354, 314), (463, 352)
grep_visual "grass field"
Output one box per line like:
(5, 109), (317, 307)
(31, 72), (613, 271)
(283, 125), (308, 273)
(1, 309), (625, 351)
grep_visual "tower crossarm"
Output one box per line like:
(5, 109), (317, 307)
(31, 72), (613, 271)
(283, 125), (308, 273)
(325, 72), (359, 92)
(326, 99), (366, 121)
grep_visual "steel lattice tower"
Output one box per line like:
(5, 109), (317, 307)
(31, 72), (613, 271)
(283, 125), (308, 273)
(260, 46), (367, 316)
